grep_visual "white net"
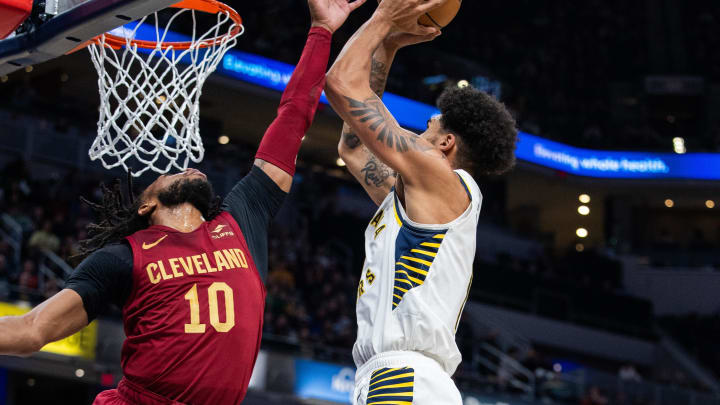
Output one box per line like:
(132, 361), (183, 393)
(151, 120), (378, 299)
(87, 6), (243, 177)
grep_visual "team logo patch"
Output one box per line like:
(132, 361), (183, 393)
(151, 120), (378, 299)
(211, 223), (234, 240)
(211, 224), (227, 233)
(142, 234), (167, 250)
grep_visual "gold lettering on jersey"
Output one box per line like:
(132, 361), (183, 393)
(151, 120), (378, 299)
(178, 257), (194, 275)
(370, 210), (384, 228)
(146, 262), (161, 284)
(366, 269), (376, 285)
(370, 210), (386, 240)
(214, 250), (229, 271)
(234, 249), (248, 268)
(169, 258), (184, 278)
(202, 253), (217, 273)
(144, 249), (251, 284)
(192, 255), (206, 274)
(223, 250), (241, 268)
(158, 261), (173, 280)
(374, 224), (386, 239)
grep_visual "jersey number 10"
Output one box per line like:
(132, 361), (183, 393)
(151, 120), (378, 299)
(184, 282), (235, 333)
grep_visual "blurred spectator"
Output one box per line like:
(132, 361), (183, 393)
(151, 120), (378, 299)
(661, 314), (720, 384)
(497, 348), (519, 391)
(619, 363), (642, 382)
(581, 386), (609, 405)
(0, 254), (8, 281)
(268, 261), (294, 290)
(521, 348), (548, 374)
(28, 220), (61, 253)
(18, 260), (37, 288)
(42, 277), (60, 300)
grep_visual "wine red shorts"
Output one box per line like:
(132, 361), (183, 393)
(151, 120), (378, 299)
(93, 378), (185, 405)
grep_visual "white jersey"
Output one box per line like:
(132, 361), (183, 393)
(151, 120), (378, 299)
(352, 169), (481, 376)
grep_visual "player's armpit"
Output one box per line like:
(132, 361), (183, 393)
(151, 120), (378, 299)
(0, 289), (88, 356)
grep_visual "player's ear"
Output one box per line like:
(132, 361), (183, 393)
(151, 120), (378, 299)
(437, 132), (456, 152)
(137, 198), (157, 217)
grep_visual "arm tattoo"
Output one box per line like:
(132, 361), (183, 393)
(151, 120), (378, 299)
(344, 96), (432, 153)
(341, 58), (387, 149)
(360, 156), (394, 188)
(341, 130), (362, 149)
(338, 58), (388, 152)
(369, 57), (389, 98)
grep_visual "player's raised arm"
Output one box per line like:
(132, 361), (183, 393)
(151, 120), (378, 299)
(325, 0), (462, 193)
(337, 41), (397, 205)
(253, 0), (366, 193)
(0, 289), (88, 356)
(338, 32), (439, 205)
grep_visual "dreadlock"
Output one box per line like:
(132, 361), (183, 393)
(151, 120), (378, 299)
(72, 171), (222, 265)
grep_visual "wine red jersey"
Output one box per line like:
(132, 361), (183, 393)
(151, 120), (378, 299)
(122, 211), (265, 404)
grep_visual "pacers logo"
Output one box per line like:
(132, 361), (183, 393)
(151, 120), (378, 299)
(211, 224), (234, 240)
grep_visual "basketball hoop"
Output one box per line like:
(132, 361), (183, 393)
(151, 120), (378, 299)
(85, 0), (243, 177)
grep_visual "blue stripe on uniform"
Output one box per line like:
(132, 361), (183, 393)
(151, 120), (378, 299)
(392, 227), (447, 309)
(367, 367), (414, 405)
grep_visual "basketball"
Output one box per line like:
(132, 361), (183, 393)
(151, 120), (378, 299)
(418, 0), (462, 29)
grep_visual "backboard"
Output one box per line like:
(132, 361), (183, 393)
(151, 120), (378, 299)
(0, 0), (178, 76)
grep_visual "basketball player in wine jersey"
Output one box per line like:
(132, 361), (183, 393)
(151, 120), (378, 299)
(326, 0), (517, 403)
(0, 0), (365, 403)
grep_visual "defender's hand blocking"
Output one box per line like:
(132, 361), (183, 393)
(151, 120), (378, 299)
(375, 0), (444, 35)
(309, 0), (367, 34)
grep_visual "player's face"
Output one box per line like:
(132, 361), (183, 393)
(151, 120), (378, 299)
(139, 169), (213, 216)
(150, 169), (208, 192)
(420, 115), (445, 146)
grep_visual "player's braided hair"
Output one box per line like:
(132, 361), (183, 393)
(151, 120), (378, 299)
(72, 171), (222, 265)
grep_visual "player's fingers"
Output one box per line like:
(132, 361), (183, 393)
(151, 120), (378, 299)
(348, 0), (367, 12)
(420, 30), (442, 41)
(396, 31), (440, 46)
(416, 0), (445, 13)
(412, 25), (439, 36)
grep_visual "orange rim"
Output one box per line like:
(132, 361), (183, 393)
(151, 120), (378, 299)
(93, 0), (242, 50)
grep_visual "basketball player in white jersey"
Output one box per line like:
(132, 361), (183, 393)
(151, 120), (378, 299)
(325, 0), (518, 403)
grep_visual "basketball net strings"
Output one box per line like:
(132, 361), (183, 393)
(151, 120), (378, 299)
(88, 9), (243, 176)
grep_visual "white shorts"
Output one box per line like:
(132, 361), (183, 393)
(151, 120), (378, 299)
(353, 351), (462, 405)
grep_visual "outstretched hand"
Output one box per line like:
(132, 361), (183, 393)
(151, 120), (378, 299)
(375, 0), (441, 50)
(309, 0), (367, 34)
(375, 0), (444, 35)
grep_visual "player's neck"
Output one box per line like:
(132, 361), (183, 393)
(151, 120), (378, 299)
(150, 203), (205, 233)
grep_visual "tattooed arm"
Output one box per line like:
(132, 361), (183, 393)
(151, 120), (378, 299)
(338, 30), (443, 205)
(327, 9), (443, 177)
(338, 44), (397, 205)
(327, 2), (472, 223)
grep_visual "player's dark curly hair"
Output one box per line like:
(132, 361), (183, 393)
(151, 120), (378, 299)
(71, 172), (222, 265)
(437, 86), (517, 176)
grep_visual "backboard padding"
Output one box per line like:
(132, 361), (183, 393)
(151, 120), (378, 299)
(45, 0), (90, 16)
